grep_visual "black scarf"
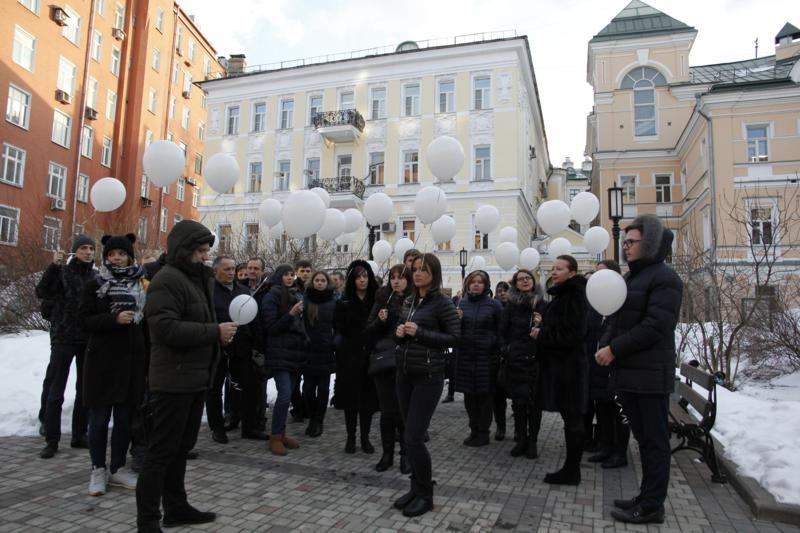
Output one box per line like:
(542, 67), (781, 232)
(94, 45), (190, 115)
(97, 260), (146, 323)
(306, 287), (334, 304)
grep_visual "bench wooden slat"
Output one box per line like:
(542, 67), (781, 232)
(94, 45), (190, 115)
(680, 363), (715, 390)
(675, 381), (711, 421)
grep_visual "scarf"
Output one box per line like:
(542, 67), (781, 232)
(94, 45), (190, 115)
(96, 260), (146, 323)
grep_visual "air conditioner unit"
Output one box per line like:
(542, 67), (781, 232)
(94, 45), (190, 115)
(380, 222), (396, 233)
(53, 7), (69, 26)
(55, 90), (71, 104)
(140, 197), (153, 208)
(85, 107), (98, 120)
(51, 197), (66, 210)
(112, 27), (126, 40)
(185, 177), (198, 187)
(181, 90), (191, 99)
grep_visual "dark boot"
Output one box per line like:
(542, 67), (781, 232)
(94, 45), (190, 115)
(344, 410), (357, 454)
(402, 496), (433, 517)
(360, 411), (374, 453)
(313, 419), (324, 437)
(526, 408), (540, 459)
(375, 452), (393, 472)
(376, 416), (395, 471)
(510, 406), (527, 457)
(494, 423), (506, 441)
(544, 430), (583, 485)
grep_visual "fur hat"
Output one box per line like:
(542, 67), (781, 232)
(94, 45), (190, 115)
(101, 233), (136, 260)
(627, 214), (666, 263)
(71, 234), (95, 253)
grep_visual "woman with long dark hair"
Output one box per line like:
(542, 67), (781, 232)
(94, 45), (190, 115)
(334, 260), (379, 454)
(367, 264), (412, 473)
(302, 271), (336, 438)
(393, 253), (460, 517)
(533, 254), (589, 485)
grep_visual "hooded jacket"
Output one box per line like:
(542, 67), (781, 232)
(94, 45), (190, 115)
(601, 214), (684, 394)
(499, 284), (546, 401)
(36, 257), (96, 344)
(144, 220), (219, 393)
(303, 285), (336, 375)
(366, 283), (412, 371)
(260, 264), (308, 373)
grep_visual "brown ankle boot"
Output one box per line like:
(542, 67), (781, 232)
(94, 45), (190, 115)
(282, 434), (299, 449)
(270, 434), (287, 456)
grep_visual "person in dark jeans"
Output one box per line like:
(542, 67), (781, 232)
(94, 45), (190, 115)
(393, 254), (460, 517)
(136, 220), (238, 532)
(36, 234), (96, 458)
(492, 281), (510, 440)
(289, 260), (313, 422)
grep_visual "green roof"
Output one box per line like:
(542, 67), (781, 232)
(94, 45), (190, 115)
(775, 22), (800, 42)
(591, 0), (695, 42)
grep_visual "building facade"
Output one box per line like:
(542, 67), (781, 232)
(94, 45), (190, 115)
(199, 34), (551, 288)
(0, 0), (224, 263)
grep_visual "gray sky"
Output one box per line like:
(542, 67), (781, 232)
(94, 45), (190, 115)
(180, 0), (797, 168)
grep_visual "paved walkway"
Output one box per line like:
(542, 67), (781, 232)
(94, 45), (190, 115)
(0, 394), (798, 533)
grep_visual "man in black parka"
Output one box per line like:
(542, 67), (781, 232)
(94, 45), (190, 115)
(596, 214), (683, 525)
(135, 220), (238, 532)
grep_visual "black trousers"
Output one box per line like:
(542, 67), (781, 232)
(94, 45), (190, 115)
(43, 343), (87, 445)
(136, 391), (204, 528)
(396, 370), (443, 498)
(464, 393), (493, 437)
(374, 370), (404, 456)
(205, 355), (228, 432)
(290, 372), (305, 418)
(228, 354), (259, 431)
(617, 392), (670, 512)
(302, 372), (330, 423)
(492, 368), (507, 430)
(596, 398), (630, 456)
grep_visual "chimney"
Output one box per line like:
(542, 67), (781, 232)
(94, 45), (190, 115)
(227, 54), (247, 76)
(775, 22), (800, 61)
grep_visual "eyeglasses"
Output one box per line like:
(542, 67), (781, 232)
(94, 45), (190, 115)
(516, 276), (533, 282)
(622, 239), (641, 248)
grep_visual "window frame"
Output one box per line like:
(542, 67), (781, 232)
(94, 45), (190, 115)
(181, 107), (190, 130)
(252, 101), (266, 133)
(473, 145), (491, 181)
(6, 84), (32, 129)
(402, 150), (419, 184)
(159, 207), (168, 233)
(147, 87), (157, 114)
(275, 160), (290, 191)
(42, 216), (62, 252)
(338, 90), (354, 111)
(279, 99), (294, 130)
(0, 204), (21, 246)
(402, 83), (420, 117)
(80, 125), (93, 158)
(225, 104), (240, 135)
(746, 124), (770, 162)
(57, 56), (77, 96)
(370, 87), (386, 120)
(308, 94), (323, 125)
(473, 75), (491, 111)
(654, 173), (672, 203)
(91, 30), (102, 62)
(18, 0), (40, 15)
(176, 178), (185, 201)
(1, 143), (26, 187)
(472, 213), (490, 250)
(400, 218), (416, 242)
(437, 79), (455, 113)
(368, 152), (384, 185)
(305, 158), (320, 187)
(13, 25), (37, 72)
(51, 110), (72, 148)
(47, 161), (67, 199)
(101, 136), (113, 167)
(247, 161), (263, 193)
(61, 5), (82, 46)
(106, 90), (117, 121)
(152, 47), (161, 71)
(77, 173), (89, 203)
(110, 46), (121, 76)
(619, 174), (637, 204)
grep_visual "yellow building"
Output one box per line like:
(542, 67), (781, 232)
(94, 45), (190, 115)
(198, 33), (551, 288)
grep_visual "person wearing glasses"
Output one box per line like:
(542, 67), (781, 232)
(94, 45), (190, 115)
(595, 214), (683, 525)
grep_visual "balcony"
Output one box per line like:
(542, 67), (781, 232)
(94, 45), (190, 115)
(308, 176), (366, 208)
(312, 109), (365, 143)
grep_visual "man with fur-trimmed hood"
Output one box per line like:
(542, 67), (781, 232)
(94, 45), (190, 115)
(596, 214), (683, 525)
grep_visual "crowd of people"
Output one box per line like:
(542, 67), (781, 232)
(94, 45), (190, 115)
(34, 213), (683, 531)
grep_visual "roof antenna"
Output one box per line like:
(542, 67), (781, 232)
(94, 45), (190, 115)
(754, 37), (759, 58)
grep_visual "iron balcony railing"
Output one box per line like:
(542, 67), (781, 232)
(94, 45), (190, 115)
(308, 176), (366, 199)
(311, 109), (365, 132)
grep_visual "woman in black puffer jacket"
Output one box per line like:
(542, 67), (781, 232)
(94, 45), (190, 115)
(366, 264), (412, 473)
(393, 254), (460, 518)
(499, 269), (546, 460)
(302, 271), (336, 439)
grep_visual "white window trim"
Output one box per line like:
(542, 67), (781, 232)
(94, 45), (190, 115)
(247, 160), (263, 193)
(6, 83), (32, 130)
(57, 56), (77, 96)
(630, 88), (659, 140)
(1, 143), (26, 187)
(401, 82), (421, 117)
(0, 203), (21, 246)
(278, 98), (294, 130)
(251, 101), (267, 133)
(472, 143), (492, 182)
(62, 4), (82, 46)
(653, 172), (674, 203)
(77, 173), (89, 203)
(225, 104), (240, 136)
(745, 197), (781, 256)
(13, 25), (37, 72)
(472, 74), (491, 111)
(743, 122), (773, 163)
(47, 162), (67, 199)
(275, 160), (291, 191)
(101, 136), (113, 167)
(399, 216), (417, 242)
(337, 88), (355, 111)
(51, 110), (72, 148)
(400, 150), (420, 185)
(437, 78), (456, 114)
(42, 216), (62, 252)
(618, 174), (639, 204)
(307, 94), (323, 126)
(369, 86), (387, 120)
(91, 30), (102, 62)
(19, 0), (40, 15)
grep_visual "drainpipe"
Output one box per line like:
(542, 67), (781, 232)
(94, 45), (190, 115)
(695, 95), (718, 258)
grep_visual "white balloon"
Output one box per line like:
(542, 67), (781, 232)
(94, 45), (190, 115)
(470, 255), (487, 271)
(268, 222), (284, 239)
(536, 200), (571, 236)
(548, 237), (572, 258)
(586, 269), (628, 316)
(229, 294), (258, 325)
(583, 226), (610, 255)
(318, 208), (345, 241)
(311, 187), (330, 208)
(363, 192), (394, 226)
(431, 215), (456, 244)
(343, 208), (363, 233)
(282, 190), (326, 239)
(570, 191), (600, 225)
(89, 177), (126, 212)
(519, 248), (541, 270)
(367, 260), (380, 277)
(205, 153), (240, 193)
(394, 238), (414, 259)
(494, 242), (520, 271)
(414, 186), (447, 225)
(142, 140), (185, 187)
(426, 136), (465, 181)
(258, 198), (282, 227)
(475, 205), (500, 234)
(372, 240), (392, 263)
(498, 226), (518, 244)
(335, 232), (356, 246)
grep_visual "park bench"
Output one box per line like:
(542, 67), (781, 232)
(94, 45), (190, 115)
(669, 362), (727, 483)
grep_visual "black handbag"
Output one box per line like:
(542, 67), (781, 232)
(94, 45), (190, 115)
(368, 347), (396, 376)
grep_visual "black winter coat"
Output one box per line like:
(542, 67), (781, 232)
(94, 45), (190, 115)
(261, 284), (308, 374)
(499, 288), (545, 402)
(36, 259), (96, 344)
(78, 278), (147, 408)
(366, 289), (408, 375)
(303, 290), (336, 375)
(213, 281), (260, 364)
(395, 288), (460, 377)
(454, 292), (503, 394)
(585, 306), (612, 402)
(537, 276), (589, 415)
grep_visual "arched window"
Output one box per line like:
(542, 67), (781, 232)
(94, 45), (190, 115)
(621, 67), (667, 137)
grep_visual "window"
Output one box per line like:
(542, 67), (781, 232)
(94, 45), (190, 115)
(747, 125), (769, 162)
(138, 217), (147, 245)
(655, 174), (672, 203)
(474, 146), (490, 180)
(473, 76), (490, 110)
(101, 136), (113, 166)
(225, 105), (239, 135)
(155, 8), (164, 32)
(302, 235), (317, 254)
(182, 72), (192, 95)
(248, 162), (262, 193)
(280, 99), (294, 129)
(308, 95), (322, 125)
(181, 107), (190, 129)
(203, 56), (211, 77)
(95, 0), (105, 16)
(370, 87), (386, 119)
(0, 205), (20, 245)
(80, 126), (93, 158)
(77, 173), (89, 203)
(140, 174), (150, 199)
(62, 6), (81, 45)
(402, 219), (416, 241)
(176, 178), (185, 201)
(245, 223), (259, 255)
(474, 223), (489, 250)
(178, 141), (187, 159)
(305, 158), (320, 186)
(152, 48), (160, 71)
(2, 144), (26, 186)
(106, 90), (117, 121)
(51, 110), (72, 148)
(13, 26), (36, 71)
(750, 207), (774, 246)
(568, 188), (583, 202)
(403, 151), (419, 184)
(114, 3), (125, 29)
(369, 152), (384, 185)
(57, 57), (77, 96)
(619, 175), (636, 204)
(275, 161), (290, 190)
(201, 92), (207, 109)
(110, 46), (121, 76)
(621, 67), (666, 138)
(47, 162), (67, 199)
(187, 40), (195, 62)
(218, 224), (234, 255)
(42, 217), (61, 251)
(172, 63), (178, 85)
(438, 80), (455, 113)
(194, 153), (203, 174)
(169, 95), (176, 118)
(160, 207), (168, 232)
(6, 85), (31, 129)
(197, 121), (205, 141)
(148, 88), (157, 113)
(339, 90), (354, 110)
(19, 0), (39, 15)
(252, 102), (266, 132)
(192, 187), (198, 208)
(145, 129), (154, 148)
(86, 78), (99, 110)
(338, 155), (352, 178)
(403, 84), (420, 116)
(91, 31), (102, 62)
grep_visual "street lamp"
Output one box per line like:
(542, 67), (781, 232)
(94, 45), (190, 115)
(367, 223), (376, 260)
(459, 247), (469, 281)
(607, 183), (624, 262)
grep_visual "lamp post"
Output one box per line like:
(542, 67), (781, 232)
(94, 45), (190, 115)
(367, 224), (376, 260)
(459, 247), (469, 281)
(607, 183), (624, 262)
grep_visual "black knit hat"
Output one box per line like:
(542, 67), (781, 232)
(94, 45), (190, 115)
(101, 233), (136, 260)
(71, 234), (96, 253)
